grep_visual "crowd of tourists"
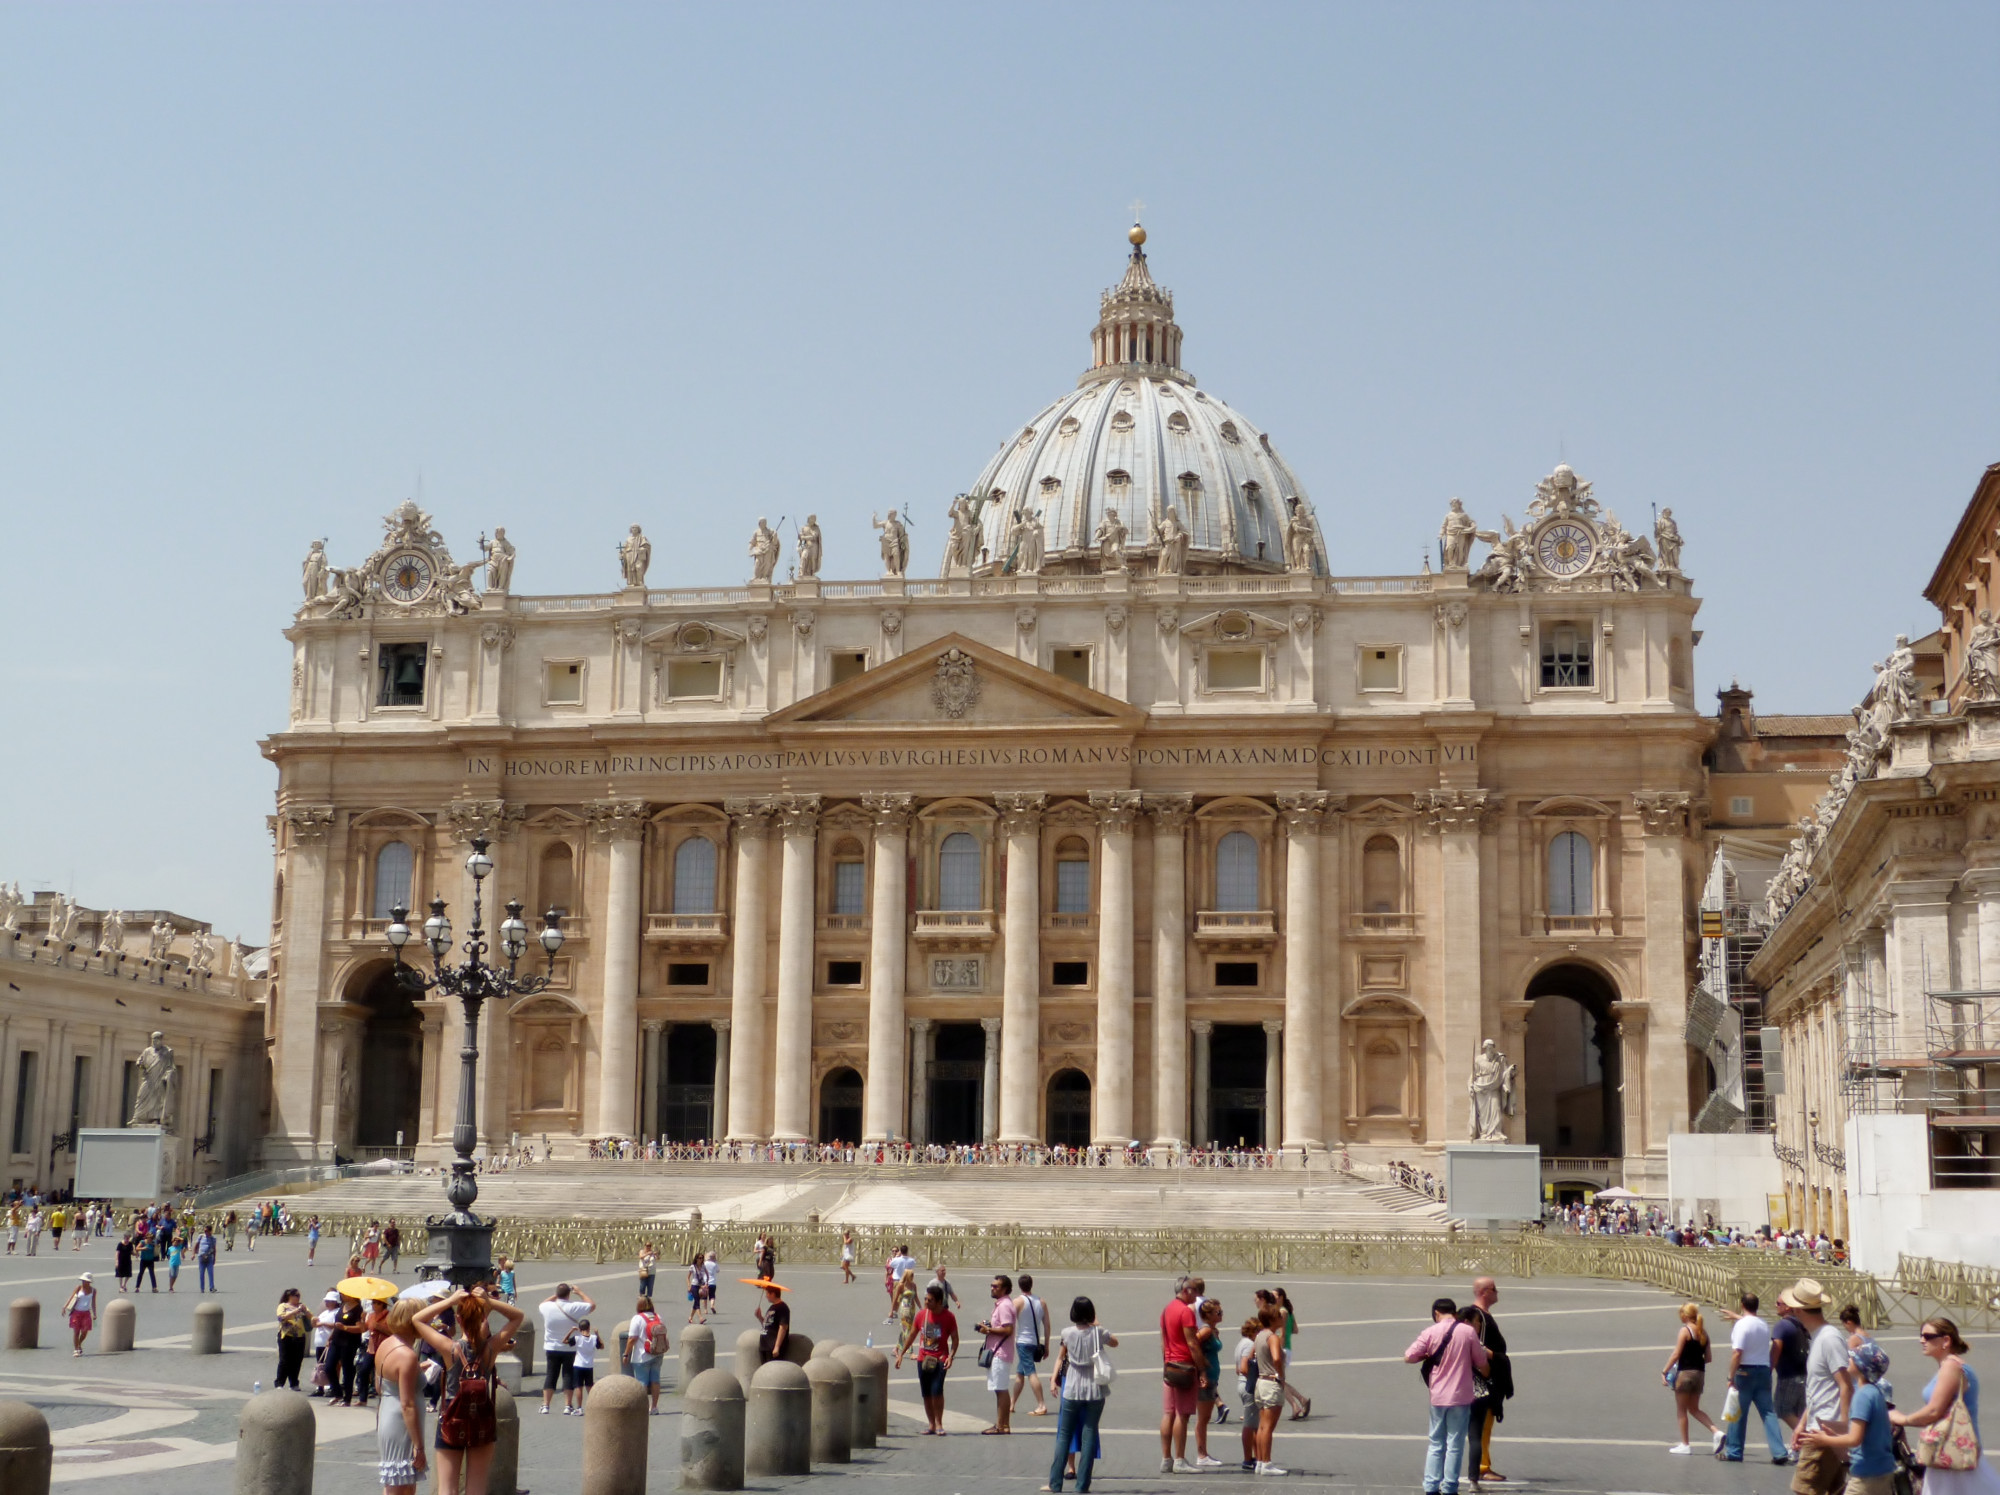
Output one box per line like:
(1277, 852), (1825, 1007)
(1542, 1198), (1849, 1261)
(569, 1138), (1289, 1168)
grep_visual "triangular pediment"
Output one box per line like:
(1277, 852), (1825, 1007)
(768, 633), (1145, 731)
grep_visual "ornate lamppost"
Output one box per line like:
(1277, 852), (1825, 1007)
(384, 835), (563, 1286)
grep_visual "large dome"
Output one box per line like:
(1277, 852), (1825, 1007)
(948, 228), (1326, 578)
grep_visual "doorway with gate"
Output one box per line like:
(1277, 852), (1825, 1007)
(927, 1022), (985, 1145)
(659, 1023), (717, 1142)
(351, 962), (422, 1155)
(1046, 1069), (1091, 1148)
(1207, 1023), (1268, 1148)
(819, 1067), (863, 1143)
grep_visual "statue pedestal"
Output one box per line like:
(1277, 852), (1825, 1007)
(75, 1128), (165, 1202)
(1442, 1143), (1541, 1231)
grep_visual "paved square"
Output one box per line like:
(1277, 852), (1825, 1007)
(0, 1234), (1980, 1493)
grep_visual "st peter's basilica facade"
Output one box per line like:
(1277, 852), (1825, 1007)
(263, 228), (1706, 1190)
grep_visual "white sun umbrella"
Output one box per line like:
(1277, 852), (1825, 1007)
(398, 1277), (453, 1301)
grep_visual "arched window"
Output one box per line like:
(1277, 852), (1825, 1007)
(830, 839), (866, 917)
(1054, 836), (1092, 915)
(1215, 831), (1260, 911)
(1361, 835), (1402, 914)
(372, 841), (413, 920)
(539, 842), (575, 917)
(1548, 831), (1593, 917)
(938, 833), (981, 911)
(673, 837), (718, 915)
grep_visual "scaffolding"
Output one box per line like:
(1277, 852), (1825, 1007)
(1841, 952), (1923, 1119)
(1696, 851), (1772, 1132)
(1922, 974), (2000, 1187)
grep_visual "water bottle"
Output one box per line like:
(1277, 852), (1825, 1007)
(252, 1380), (262, 1394)
(865, 1332), (874, 1349)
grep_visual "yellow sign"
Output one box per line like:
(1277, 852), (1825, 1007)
(1700, 910), (1726, 939)
(1767, 1193), (1790, 1231)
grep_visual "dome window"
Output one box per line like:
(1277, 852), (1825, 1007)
(1166, 411), (1191, 435)
(1058, 416), (1081, 438)
(1106, 469), (1132, 493)
(1016, 427), (1037, 449)
(1110, 410), (1135, 433)
(1219, 420), (1241, 445)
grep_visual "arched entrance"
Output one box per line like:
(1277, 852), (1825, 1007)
(1046, 1069), (1091, 1148)
(1207, 1024), (1268, 1148)
(927, 1022), (985, 1145)
(659, 1024), (716, 1142)
(818, 1067), (863, 1143)
(351, 963), (422, 1154)
(1523, 962), (1622, 1158)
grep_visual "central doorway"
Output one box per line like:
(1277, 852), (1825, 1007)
(352, 964), (422, 1154)
(1046, 1069), (1091, 1148)
(928, 1022), (985, 1145)
(659, 1024), (717, 1142)
(1523, 962), (1622, 1157)
(1208, 1024), (1269, 1148)
(819, 1067), (863, 1143)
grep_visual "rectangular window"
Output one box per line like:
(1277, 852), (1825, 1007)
(122, 1061), (138, 1127)
(829, 651), (868, 686)
(1055, 859), (1092, 915)
(206, 1067), (222, 1141)
(1052, 648), (1092, 687)
(1207, 647), (1263, 691)
(831, 860), (867, 917)
(1051, 960), (1090, 987)
(1539, 623), (1592, 689)
(376, 642), (428, 706)
(667, 962), (711, 986)
(11, 1051), (38, 1155)
(826, 959), (864, 986)
(69, 1056), (89, 1137)
(666, 659), (723, 699)
(1359, 646), (1402, 692)
(1729, 796), (1754, 818)
(545, 661), (583, 705)
(1215, 961), (1260, 987)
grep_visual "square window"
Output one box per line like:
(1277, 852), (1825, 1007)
(667, 659), (723, 699)
(1359, 646), (1402, 692)
(1215, 961), (1259, 987)
(1051, 960), (1090, 987)
(830, 650), (868, 686)
(826, 959), (864, 986)
(545, 661), (583, 705)
(1207, 647), (1263, 691)
(1052, 648), (1092, 687)
(377, 642), (427, 707)
(667, 962), (711, 986)
(1539, 623), (1592, 689)
(1729, 796), (1754, 818)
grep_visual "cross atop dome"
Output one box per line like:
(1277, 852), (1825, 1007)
(1084, 222), (1187, 387)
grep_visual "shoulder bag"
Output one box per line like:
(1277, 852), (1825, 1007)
(1092, 1328), (1117, 1389)
(1916, 1365), (1981, 1470)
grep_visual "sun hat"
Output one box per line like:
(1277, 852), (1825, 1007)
(78, 1272), (92, 1282)
(1851, 1341), (1890, 1385)
(1779, 1279), (1826, 1311)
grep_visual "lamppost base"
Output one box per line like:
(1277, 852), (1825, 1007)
(422, 1209), (495, 1290)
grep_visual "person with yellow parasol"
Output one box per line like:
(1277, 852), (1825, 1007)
(337, 1277), (398, 1407)
(744, 1276), (791, 1362)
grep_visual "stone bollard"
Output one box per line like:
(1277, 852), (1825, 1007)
(6, 1300), (38, 1351)
(582, 1374), (649, 1495)
(101, 1299), (135, 1353)
(615, 1327), (632, 1375)
(0, 1401), (52, 1495)
(490, 1385), (522, 1495)
(733, 1328), (763, 1387)
(233, 1389), (315, 1495)
(680, 1322), (715, 1389)
(515, 1332), (536, 1382)
(832, 1346), (877, 1449)
(744, 1359), (810, 1477)
(804, 1355), (853, 1464)
(191, 1302), (224, 1355)
(777, 1332), (812, 1367)
(807, 1337), (842, 1361)
(679, 1367), (745, 1491)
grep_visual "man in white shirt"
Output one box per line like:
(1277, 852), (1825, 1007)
(1011, 1272), (1050, 1416)
(538, 1283), (594, 1414)
(1720, 1292), (1788, 1463)
(1785, 1280), (1854, 1495)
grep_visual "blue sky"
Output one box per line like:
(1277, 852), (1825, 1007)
(2, 3), (1994, 939)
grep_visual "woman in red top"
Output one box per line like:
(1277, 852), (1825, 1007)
(895, 1281), (959, 1435)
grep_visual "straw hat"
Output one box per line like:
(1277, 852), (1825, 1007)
(1778, 1278), (1826, 1311)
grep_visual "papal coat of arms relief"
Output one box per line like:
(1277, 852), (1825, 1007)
(931, 648), (982, 719)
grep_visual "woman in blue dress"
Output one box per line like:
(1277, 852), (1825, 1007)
(1891, 1317), (2000, 1493)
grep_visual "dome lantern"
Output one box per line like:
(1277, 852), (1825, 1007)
(1085, 223), (1186, 386)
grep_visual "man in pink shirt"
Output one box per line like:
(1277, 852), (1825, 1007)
(1404, 1298), (1492, 1495)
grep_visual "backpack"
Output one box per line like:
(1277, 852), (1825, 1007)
(640, 1313), (667, 1358)
(438, 1345), (495, 1448)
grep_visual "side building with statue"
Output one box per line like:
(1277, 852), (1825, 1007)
(260, 227), (1712, 1193)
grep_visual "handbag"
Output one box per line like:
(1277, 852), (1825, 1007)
(977, 1343), (995, 1369)
(1092, 1329), (1117, 1389)
(1917, 1382), (1981, 1470)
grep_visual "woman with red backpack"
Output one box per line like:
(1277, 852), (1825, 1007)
(624, 1294), (671, 1415)
(413, 1286), (524, 1495)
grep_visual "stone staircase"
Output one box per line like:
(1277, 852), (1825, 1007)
(284, 1161), (1450, 1233)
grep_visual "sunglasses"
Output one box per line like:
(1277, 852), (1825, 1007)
(1921, 1331), (1949, 1341)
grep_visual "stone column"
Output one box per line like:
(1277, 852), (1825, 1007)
(1278, 793), (1329, 1150)
(640, 1021), (664, 1139)
(1091, 791), (1141, 1147)
(591, 800), (648, 1139)
(265, 806), (334, 1163)
(980, 1016), (1002, 1144)
(1887, 879), (1957, 1052)
(907, 1019), (931, 1146)
(770, 795), (821, 1142)
(725, 800), (774, 1140)
(1966, 862), (2000, 988)
(1262, 1019), (1284, 1149)
(861, 794), (913, 1143)
(995, 794), (1045, 1144)
(1421, 790), (1489, 1143)
(1148, 795), (1192, 1149)
(710, 1020), (731, 1143)
(1190, 1019), (1212, 1146)
(1612, 1002), (1649, 1161)
(1633, 792), (1696, 1158)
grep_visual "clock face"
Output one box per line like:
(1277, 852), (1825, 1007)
(1535, 521), (1596, 577)
(383, 550), (434, 604)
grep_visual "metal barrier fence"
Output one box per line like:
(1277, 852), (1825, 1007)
(274, 1213), (1890, 1325)
(1888, 1254), (2000, 1332)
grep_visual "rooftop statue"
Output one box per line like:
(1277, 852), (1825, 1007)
(945, 494), (981, 575)
(301, 539), (330, 601)
(1438, 499), (1477, 571)
(1967, 610), (2000, 703)
(619, 524), (652, 588)
(795, 514), (823, 580)
(1283, 501), (1315, 574)
(1095, 506), (1128, 573)
(1654, 508), (1683, 574)
(748, 518), (780, 583)
(871, 508), (909, 578)
(1156, 504), (1189, 576)
(1009, 508), (1046, 576)
(481, 527), (515, 592)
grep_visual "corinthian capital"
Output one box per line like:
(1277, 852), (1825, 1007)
(861, 792), (915, 833)
(1145, 793), (1194, 832)
(1277, 791), (1337, 836)
(774, 793), (822, 838)
(725, 796), (774, 836)
(1632, 791), (1693, 837)
(1415, 788), (1493, 834)
(282, 805), (337, 844)
(1089, 790), (1143, 830)
(586, 799), (649, 843)
(994, 792), (1046, 836)
(444, 798), (527, 844)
